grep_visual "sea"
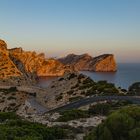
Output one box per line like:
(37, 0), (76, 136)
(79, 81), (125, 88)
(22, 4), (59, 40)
(37, 63), (140, 90)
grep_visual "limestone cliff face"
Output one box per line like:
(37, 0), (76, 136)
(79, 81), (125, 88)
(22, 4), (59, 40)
(0, 40), (21, 79)
(88, 54), (117, 72)
(59, 54), (117, 72)
(9, 48), (66, 76)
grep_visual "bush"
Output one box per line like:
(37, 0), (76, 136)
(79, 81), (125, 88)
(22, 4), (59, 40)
(7, 96), (16, 100)
(58, 78), (64, 81)
(0, 112), (67, 140)
(57, 109), (89, 122)
(67, 90), (74, 95)
(84, 106), (140, 140)
(68, 73), (77, 80)
(128, 82), (140, 95)
(69, 96), (83, 102)
(56, 94), (63, 101)
(88, 103), (111, 115)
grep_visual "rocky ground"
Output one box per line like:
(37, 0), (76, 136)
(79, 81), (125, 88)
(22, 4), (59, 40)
(36, 72), (120, 110)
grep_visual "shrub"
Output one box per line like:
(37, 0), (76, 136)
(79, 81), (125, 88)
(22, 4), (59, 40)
(68, 73), (77, 80)
(7, 96), (16, 100)
(88, 103), (111, 115)
(56, 94), (63, 101)
(69, 96), (83, 102)
(128, 82), (140, 95)
(58, 78), (64, 81)
(0, 112), (68, 140)
(84, 106), (140, 140)
(67, 90), (74, 95)
(57, 109), (89, 122)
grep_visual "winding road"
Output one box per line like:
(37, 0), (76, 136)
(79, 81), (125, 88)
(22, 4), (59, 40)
(47, 95), (140, 113)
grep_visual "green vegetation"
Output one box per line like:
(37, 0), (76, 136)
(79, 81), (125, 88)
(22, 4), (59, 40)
(58, 77), (64, 81)
(56, 94), (63, 101)
(57, 100), (132, 122)
(57, 109), (89, 122)
(69, 96), (83, 102)
(84, 106), (140, 140)
(67, 90), (74, 95)
(88, 103), (111, 115)
(0, 112), (67, 140)
(68, 73), (77, 80)
(128, 82), (140, 96)
(7, 96), (16, 100)
(79, 79), (119, 96)
(89, 100), (132, 116)
(0, 87), (17, 95)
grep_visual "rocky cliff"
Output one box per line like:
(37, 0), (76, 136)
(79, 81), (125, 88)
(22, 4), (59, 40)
(0, 39), (68, 84)
(58, 53), (117, 72)
(0, 39), (117, 85)
(0, 40), (22, 79)
(9, 48), (67, 77)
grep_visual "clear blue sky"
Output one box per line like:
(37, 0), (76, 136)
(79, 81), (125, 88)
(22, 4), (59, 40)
(0, 0), (140, 62)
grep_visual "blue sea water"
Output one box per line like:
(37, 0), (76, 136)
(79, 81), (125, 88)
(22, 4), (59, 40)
(38, 63), (140, 89)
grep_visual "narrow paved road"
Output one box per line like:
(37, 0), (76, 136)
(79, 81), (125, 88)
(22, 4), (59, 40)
(47, 96), (140, 113)
(28, 98), (49, 114)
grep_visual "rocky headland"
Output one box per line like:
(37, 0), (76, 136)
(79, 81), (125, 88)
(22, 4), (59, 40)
(59, 53), (117, 72)
(0, 39), (70, 86)
(9, 47), (67, 77)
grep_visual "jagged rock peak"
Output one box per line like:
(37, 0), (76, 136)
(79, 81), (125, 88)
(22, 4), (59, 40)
(0, 39), (7, 50)
(9, 47), (23, 53)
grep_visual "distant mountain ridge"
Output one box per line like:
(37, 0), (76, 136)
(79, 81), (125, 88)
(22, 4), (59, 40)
(58, 53), (117, 72)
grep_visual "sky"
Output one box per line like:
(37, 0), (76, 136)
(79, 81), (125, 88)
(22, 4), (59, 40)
(0, 0), (140, 63)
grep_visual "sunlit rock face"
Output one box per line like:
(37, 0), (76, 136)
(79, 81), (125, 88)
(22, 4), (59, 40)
(0, 39), (7, 50)
(59, 53), (117, 72)
(88, 54), (117, 72)
(0, 40), (21, 79)
(0, 39), (72, 84)
(9, 48), (66, 77)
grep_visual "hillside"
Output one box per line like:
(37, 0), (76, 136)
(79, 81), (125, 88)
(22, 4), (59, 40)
(37, 72), (119, 110)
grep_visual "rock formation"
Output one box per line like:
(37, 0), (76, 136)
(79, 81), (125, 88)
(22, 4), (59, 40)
(0, 40), (22, 79)
(9, 48), (67, 77)
(0, 39), (72, 86)
(0, 39), (117, 86)
(58, 53), (117, 72)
